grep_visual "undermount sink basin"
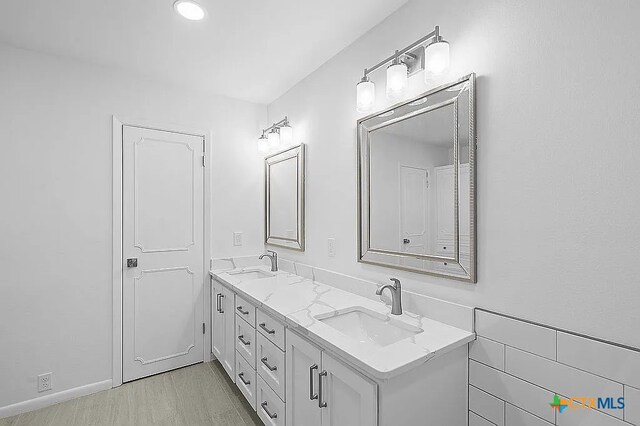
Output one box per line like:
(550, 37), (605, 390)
(316, 307), (423, 348)
(228, 269), (274, 280)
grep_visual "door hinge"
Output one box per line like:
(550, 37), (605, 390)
(202, 322), (206, 334)
(202, 155), (206, 167)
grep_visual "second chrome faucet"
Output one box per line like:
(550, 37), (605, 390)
(259, 250), (278, 272)
(376, 278), (403, 315)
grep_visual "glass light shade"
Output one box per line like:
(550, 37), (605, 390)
(356, 80), (375, 113)
(424, 41), (450, 81)
(386, 62), (408, 100)
(267, 130), (280, 148)
(257, 135), (269, 153)
(279, 124), (293, 145)
(173, 0), (206, 20)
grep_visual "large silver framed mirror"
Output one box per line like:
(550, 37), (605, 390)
(265, 144), (305, 251)
(357, 74), (476, 282)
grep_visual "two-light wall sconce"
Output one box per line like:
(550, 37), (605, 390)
(356, 26), (450, 113)
(258, 116), (293, 153)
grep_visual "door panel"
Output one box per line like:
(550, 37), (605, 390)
(321, 352), (377, 426)
(212, 280), (224, 360)
(221, 286), (236, 380)
(122, 126), (205, 382)
(286, 329), (322, 426)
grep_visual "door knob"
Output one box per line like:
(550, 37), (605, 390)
(126, 258), (138, 268)
(403, 238), (410, 244)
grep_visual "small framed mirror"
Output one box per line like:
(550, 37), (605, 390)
(265, 144), (305, 251)
(357, 74), (476, 282)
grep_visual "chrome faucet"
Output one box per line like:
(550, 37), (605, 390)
(376, 278), (403, 315)
(259, 250), (278, 272)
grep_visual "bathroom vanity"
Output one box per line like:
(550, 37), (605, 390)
(210, 265), (474, 425)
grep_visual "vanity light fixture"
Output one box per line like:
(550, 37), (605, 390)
(257, 132), (269, 153)
(356, 74), (375, 113)
(173, 0), (206, 21)
(386, 51), (408, 100)
(267, 128), (280, 148)
(356, 25), (449, 112)
(258, 117), (293, 152)
(279, 121), (293, 145)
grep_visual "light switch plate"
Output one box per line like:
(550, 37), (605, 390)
(233, 232), (243, 246)
(328, 238), (336, 257)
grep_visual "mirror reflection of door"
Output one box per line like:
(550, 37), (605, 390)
(399, 165), (428, 269)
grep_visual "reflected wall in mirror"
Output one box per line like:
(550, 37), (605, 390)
(358, 74), (476, 282)
(265, 144), (305, 250)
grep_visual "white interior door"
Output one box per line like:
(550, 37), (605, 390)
(122, 125), (205, 382)
(399, 165), (429, 268)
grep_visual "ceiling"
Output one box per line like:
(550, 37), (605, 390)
(0, 0), (407, 104)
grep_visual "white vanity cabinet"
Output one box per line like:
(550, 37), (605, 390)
(212, 274), (469, 426)
(211, 279), (236, 381)
(286, 329), (377, 426)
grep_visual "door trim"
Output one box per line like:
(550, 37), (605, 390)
(112, 116), (212, 387)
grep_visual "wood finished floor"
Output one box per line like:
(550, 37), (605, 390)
(0, 361), (262, 426)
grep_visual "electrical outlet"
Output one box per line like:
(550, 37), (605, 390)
(328, 238), (336, 257)
(38, 373), (52, 392)
(233, 232), (243, 246)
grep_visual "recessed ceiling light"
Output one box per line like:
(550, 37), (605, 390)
(173, 0), (206, 21)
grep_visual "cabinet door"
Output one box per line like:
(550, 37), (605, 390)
(220, 286), (236, 381)
(286, 329), (322, 426)
(320, 352), (377, 426)
(211, 280), (225, 361)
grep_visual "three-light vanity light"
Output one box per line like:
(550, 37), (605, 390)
(356, 26), (450, 113)
(258, 117), (293, 153)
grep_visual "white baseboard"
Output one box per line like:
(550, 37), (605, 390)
(0, 379), (112, 419)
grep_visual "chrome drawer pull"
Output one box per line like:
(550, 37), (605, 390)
(261, 357), (277, 371)
(216, 293), (221, 313)
(236, 306), (249, 315)
(219, 294), (225, 313)
(238, 335), (250, 346)
(259, 322), (276, 335)
(261, 401), (277, 419)
(318, 370), (327, 408)
(309, 364), (318, 400)
(238, 372), (250, 385)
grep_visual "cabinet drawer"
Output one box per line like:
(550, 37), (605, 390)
(257, 375), (285, 426)
(235, 351), (256, 410)
(257, 308), (285, 350)
(235, 294), (256, 327)
(257, 332), (286, 401)
(235, 316), (256, 368)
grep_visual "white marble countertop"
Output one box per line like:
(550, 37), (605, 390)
(210, 265), (475, 380)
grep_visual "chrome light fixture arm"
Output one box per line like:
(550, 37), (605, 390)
(361, 26), (442, 80)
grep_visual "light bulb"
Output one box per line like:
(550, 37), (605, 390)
(173, 0), (206, 21)
(279, 124), (293, 145)
(386, 62), (408, 100)
(267, 130), (280, 148)
(257, 134), (269, 153)
(424, 41), (450, 81)
(356, 77), (375, 113)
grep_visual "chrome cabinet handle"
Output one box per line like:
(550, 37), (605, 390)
(238, 335), (250, 346)
(259, 322), (276, 335)
(261, 357), (277, 371)
(216, 293), (221, 313)
(238, 372), (250, 385)
(219, 294), (225, 313)
(318, 370), (327, 408)
(236, 306), (249, 315)
(309, 364), (318, 400)
(260, 401), (277, 419)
